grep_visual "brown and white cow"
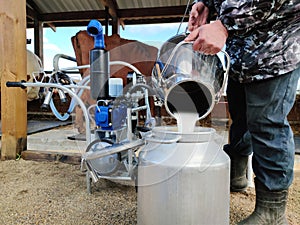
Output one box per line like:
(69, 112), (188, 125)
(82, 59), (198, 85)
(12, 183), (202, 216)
(27, 49), (43, 101)
(71, 31), (158, 133)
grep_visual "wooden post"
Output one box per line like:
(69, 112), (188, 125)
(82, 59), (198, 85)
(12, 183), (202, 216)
(0, 0), (27, 160)
(34, 18), (44, 63)
(111, 17), (120, 35)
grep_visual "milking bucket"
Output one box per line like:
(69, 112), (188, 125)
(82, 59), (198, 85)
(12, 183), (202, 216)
(137, 126), (230, 225)
(152, 34), (230, 120)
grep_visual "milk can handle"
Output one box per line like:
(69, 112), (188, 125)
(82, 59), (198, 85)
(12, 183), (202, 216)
(159, 41), (230, 103)
(216, 50), (230, 103)
(159, 41), (188, 84)
(145, 135), (181, 144)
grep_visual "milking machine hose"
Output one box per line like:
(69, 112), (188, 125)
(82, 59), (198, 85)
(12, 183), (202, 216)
(48, 75), (91, 121)
(59, 60), (142, 75)
(50, 60), (143, 122)
(6, 81), (92, 145)
(33, 60), (141, 123)
(6, 61), (147, 145)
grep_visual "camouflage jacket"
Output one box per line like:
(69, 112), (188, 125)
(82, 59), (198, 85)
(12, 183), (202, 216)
(195, 0), (300, 83)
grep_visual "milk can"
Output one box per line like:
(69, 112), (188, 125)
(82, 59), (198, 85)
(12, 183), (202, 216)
(137, 126), (230, 225)
(137, 34), (231, 225)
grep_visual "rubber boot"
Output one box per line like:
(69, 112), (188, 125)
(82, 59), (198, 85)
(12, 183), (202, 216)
(238, 178), (289, 225)
(224, 144), (248, 192)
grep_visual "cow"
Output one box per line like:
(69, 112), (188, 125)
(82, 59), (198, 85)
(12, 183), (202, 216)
(27, 49), (43, 101)
(71, 31), (159, 133)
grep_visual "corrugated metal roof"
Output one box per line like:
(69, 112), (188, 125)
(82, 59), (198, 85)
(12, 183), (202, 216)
(32, 0), (190, 12)
(32, 0), (105, 13)
(27, 0), (191, 27)
(117, 0), (188, 9)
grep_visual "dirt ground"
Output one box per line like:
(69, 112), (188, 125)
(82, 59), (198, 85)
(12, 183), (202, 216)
(0, 158), (299, 225)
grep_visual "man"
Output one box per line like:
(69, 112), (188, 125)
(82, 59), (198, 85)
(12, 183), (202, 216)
(186, 0), (300, 224)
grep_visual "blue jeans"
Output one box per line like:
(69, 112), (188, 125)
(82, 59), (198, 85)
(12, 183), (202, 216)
(226, 67), (300, 191)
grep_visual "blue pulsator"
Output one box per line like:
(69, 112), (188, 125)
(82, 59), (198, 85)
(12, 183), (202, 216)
(95, 105), (127, 131)
(87, 19), (105, 49)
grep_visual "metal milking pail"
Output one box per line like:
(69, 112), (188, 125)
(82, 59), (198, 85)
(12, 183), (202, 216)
(151, 34), (230, 120)
(137, 34), (231, 225)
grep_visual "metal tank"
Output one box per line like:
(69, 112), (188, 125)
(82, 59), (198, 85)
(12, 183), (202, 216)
(137, 126), (230, 225)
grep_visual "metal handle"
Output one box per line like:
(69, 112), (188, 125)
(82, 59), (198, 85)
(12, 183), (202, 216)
(83, 139), (145, 161)
(53, 54), (76, 71)
(160, 40), (230, 102)
(216, 50), (230, 102)
(6, 81), (26, 89)
(145, 135), (181, 144)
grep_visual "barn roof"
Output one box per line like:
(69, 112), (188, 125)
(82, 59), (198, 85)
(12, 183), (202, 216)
(26, 0), (192, 28)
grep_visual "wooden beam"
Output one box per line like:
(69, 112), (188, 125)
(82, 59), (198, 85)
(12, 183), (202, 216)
(119, 6), (188, 19)
(105, 6), (109, 34)
(27, 0), (55, 32)
(47, 23), (57, 32)
(111, 17), (120, 34)
(34, 18), (43, 63)
(21, 150), (81, 165)
(27, 17), (189, 28)
(40, 10), (107, 23)
(99, 0), (118, 17)
(27, 0), (44, 60)
(99, 0), (125, 31)
(26, 0), (42, 15)
(26, 4), (37, 20)
(0, 0), (27, 160)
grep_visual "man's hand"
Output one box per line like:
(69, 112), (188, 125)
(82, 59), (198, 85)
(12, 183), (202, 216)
(188, 2), (209, 32)
(185, 20), (228, 55)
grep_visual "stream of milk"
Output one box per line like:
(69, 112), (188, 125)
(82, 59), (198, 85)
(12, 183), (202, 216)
(165, 75), (214, 134)
(174, 112), (199, 134)
(166, 79), (208, 134)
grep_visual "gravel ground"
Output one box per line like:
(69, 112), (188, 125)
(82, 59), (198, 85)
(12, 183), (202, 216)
(0, 159), (299, 225)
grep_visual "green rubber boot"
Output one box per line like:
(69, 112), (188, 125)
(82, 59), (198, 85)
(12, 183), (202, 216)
(224, 144), (248, 192)
(238, 179), (289, 225)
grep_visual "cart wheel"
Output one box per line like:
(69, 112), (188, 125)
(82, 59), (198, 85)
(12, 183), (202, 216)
(86, 172), (92, 194)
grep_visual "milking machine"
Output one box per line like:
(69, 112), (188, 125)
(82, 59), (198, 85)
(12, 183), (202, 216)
(80, 20), (156, 192)
(7, 18), (235, 224)
(6, 19), (155, 193)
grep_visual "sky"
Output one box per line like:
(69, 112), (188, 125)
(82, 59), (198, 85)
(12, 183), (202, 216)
(26, 22), (188, 71)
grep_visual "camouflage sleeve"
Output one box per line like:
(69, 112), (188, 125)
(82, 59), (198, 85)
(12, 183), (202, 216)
(192, 0), (217, 20)
(218, 0), (287, 35)
(193, 0), (213, 7)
